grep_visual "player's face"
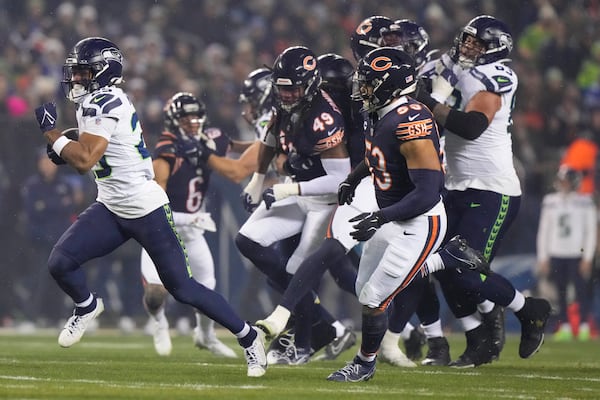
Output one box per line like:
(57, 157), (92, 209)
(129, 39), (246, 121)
(71, 66), (93, 84)
(459, 34), (485, 64)
(276, 85), (304, 107)
(178, 115), (202, 136)
(381, 32), (402, 48)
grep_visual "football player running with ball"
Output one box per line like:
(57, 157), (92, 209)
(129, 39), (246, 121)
(34, 37), (267, 378)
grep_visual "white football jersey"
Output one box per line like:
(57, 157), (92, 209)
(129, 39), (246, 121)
(444, 62), (521, 196)
(536, 191), (597, 261)
(76, 86), (168, 218)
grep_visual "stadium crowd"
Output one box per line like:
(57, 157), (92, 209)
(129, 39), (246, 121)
(1, 0), (599, 334)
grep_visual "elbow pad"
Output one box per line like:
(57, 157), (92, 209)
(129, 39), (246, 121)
(445, 109), (489, 140)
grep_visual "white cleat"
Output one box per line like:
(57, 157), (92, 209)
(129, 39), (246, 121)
(58, 298), (104, 348)
(255, 318), (284, 340)
(194, 327), (238, 358)
(379, 331), (417, 367)
(244, 328), (267, 377)
(207, 338), (238, 358)
(153, 319), (172, 356)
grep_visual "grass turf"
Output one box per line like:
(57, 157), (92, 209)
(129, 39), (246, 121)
(0, 330), (598, 399)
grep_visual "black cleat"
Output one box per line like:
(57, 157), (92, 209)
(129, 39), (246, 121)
(440, 235), (490, 274)
(403, 327), (426, 361)
(421, 337), (451, 366)
(516, 297), (551, 359)
(482, 305), (505, 360)
(449, 324), (494, 368)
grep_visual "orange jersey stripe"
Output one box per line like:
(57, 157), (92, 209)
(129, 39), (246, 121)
(378, 215), (441, 311)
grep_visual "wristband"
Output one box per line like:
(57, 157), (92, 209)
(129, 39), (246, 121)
(52, 135), (72, 156)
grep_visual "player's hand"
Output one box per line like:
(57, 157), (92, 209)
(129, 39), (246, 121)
(262, 188), (276, 210)
(46, 128), (79, 165)
(241, 173), (265, 213)
(338, 177), (360, 205)
(34, 102), (58, 133)
(413, 78), (439, 111)
(262, 183), (299, 210)
(178, 138), (214, 167)
(431, 54), (458, 103)
(349, 211), (386, 242)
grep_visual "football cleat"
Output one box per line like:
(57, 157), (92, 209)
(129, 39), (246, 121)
(448, 324), (494, 368)
(244, 327), (267, 377)
(315, 329), (357, 361)
(379, 331), (417, 367)
(268, 344), (311, 365)
(255, 317), (284, 340)
(327, 357), (376, 382)
(193, 327), (238, 358)
(153, 318), (172, 356)
(482, 305), (505, 359)
(440, 235), (490, 274)
(516, 297), (551, 359)
(403, 327), (426, 361)
(421, 336), (451, 366)
(58, 298), (104, 348)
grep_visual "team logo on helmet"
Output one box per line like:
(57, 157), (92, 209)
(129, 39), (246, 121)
(356, 19), (373, 35)
(370, 56), (393, 71)
(303, 55), (316, 71)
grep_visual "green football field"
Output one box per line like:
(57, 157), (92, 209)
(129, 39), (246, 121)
(0, 330), (598, 399)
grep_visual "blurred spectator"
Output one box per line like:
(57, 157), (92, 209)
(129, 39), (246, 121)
(536, 166), (597, 341)
(18, 148), (83, 328)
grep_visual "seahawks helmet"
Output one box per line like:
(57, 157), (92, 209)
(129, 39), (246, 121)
(350, 15), (393, 62)
(354, 47), (417, 113)
(62, 37), (123, 103)
(451, 15), (513, 68)
(239, 68), (273, 124)
(164, 92), (207, 139)
(271, 46), (321, 112)
(380, 19), (431, 70)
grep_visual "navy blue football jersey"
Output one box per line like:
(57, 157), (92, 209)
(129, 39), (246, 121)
(272, 90), (345, 182)
(365, 97), (442, 209)
(153, 128), (229, 213)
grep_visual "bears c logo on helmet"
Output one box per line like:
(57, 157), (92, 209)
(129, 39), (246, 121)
(303, 55), (316, 71)
(370, 56), (392, 71)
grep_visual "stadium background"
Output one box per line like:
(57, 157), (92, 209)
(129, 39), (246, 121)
(0, 0), (599, 332)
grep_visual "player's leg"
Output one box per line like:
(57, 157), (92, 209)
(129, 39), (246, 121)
(328, 211), (446, 382)
(48, 202), (128, 347)
(236, 201), (305, 289)
(133, 205), (266, 377)
(184, 231), (236, 358)
(140, 248), (172, 356)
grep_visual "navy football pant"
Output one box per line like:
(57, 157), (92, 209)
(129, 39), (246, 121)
(48, 202), (246, 334)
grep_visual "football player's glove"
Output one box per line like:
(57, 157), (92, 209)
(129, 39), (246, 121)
(178, 138), (214, 168)
(262, 183), (299, 210)
(46, 128), (79, 165)
(349, 211), (386, 242)
(34, 102), (58, 133)
(242, 173), (265, 212)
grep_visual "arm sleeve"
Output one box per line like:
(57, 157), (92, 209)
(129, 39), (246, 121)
(445, 109), (489, 140)
(379, 168), (443, 222)
(298, 158), (351, 196)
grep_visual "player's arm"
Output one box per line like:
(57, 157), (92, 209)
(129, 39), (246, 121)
(379, 139), (443, 222)
(228, 139), (256, 154)
(152, 157), (170, 191)
(46, 130), (108, 175)
(349, 139), (443, 241)
(414, 73), (499, 140)
(206, 140), (259, 184)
